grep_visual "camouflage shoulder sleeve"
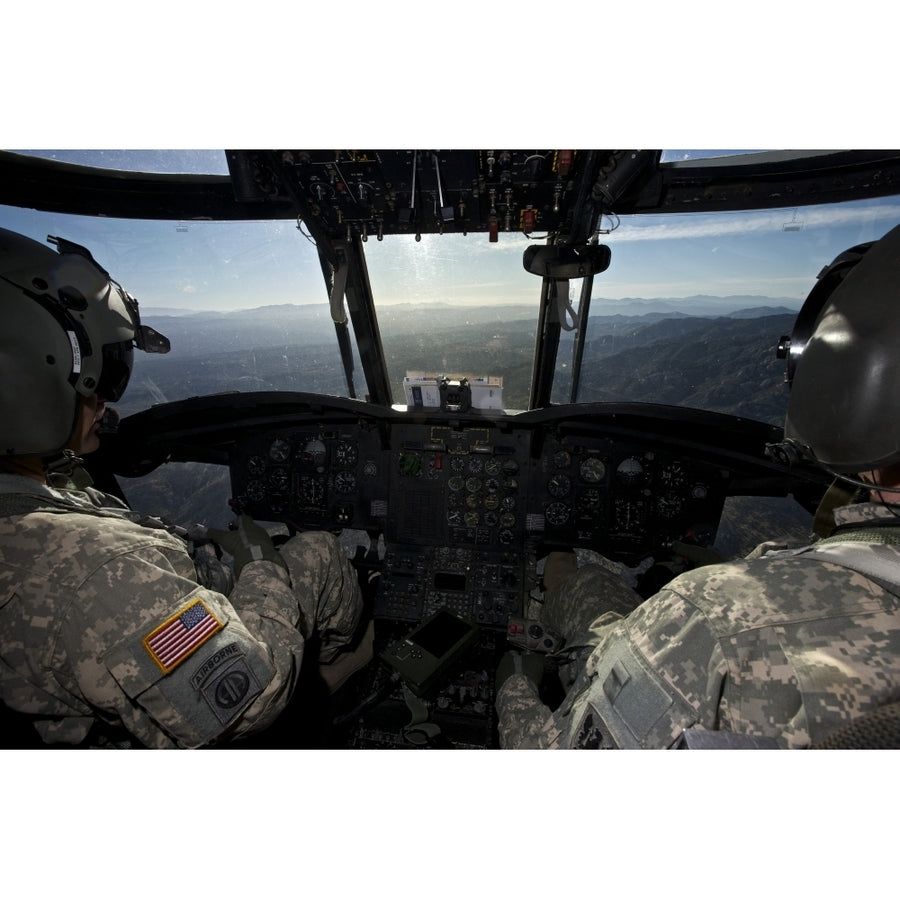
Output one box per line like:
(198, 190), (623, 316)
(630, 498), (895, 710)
(61, 544), (304, 748)
(551, 592), (724, 749)
(556, 553), (900, 748)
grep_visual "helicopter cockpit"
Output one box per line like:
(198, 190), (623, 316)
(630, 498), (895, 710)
(3, 148), (900, 748)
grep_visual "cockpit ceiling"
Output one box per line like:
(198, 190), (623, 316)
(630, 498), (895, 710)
(2, 149), (900, 239)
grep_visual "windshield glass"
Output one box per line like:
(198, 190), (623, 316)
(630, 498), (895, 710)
(2, 153), (898, 424)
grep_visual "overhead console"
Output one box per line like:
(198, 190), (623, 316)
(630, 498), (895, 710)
(225, 149), (619, 242)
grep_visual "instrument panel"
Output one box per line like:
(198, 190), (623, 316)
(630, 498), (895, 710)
(226, 407), (739, 630)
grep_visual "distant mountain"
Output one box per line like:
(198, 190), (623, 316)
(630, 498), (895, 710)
(131, 300), (799, 420)
(572, 313), (795, 424)
(588, 294), (801, 317)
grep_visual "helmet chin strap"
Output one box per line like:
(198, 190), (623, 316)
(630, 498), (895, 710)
(42, 449), (93, 490)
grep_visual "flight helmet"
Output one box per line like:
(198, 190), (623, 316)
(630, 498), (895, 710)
(0, 228), (169, 457)
(781, 223), (900, 473)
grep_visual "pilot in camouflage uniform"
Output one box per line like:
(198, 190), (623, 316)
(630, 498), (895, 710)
(497, 224), (900, 749)
(0, 228), (364, 748)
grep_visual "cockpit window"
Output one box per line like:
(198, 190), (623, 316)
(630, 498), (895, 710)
(2, 151), (899, 421)
(7, 149), (229, 175)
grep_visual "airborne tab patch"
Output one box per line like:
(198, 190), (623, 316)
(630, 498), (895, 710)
(143, 598), (223, 674)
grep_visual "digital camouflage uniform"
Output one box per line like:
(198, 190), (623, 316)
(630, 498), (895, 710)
(497, 501), (900, 749)
(0, 471), (363, 748)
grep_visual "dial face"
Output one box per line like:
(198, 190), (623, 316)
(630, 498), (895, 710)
(268, 468), (289, 491)
(616, 456), (645, 485)
(335, 441), (358, 466)
(545, 502), (570, 525)
(247, 455), (267, 476)
(299, 475), (325, 504)
(577, 488), (601, 513)
(660, 461), (686, 487)
(334, 471), (356, 494)
(269, 439), (291, 462)
(302, 439), (327, 468)
(547, 473), (571, 498)
(580, 457), (606, 483)
(657, 492), (683, 517)
(553, 450), (571, 468)
(246, 480), (266, 501)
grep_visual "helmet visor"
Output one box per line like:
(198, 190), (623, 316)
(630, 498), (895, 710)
(96, 339), (134, 401)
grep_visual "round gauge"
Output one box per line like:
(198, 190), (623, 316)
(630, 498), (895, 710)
(498, 528), (514, 544)
(300, 475), (325, 504)
(302, 439), (327, 468)
(363, 460), (377, 477)
(578, 488), (601, 512)
(268, 468), (289, 491)
(335, 441), (358, 466)
(447, 508), (463, 526)
(499, 512), (516, 528)
(502, 458), (519, 475)
(484, 458), (501, 476)
(614, 499), (646, 531)
(334, 471), (357, 494)
(450, 456), (466, 473)
(501, 495), (517, 511)
(545, 502), (570, 525)
(547, 473), (571, 498)
(553, 450), (571, 468)
(484, 477), (500, 494)
(692, 484), (709, 500)
(466, 476), (482, 494)
(468, 457), (484, 474)
(466, 493), (480, 510)
(464, 510), (480, 527)
(580, 457), (606, 483)
(483, 511), (499, 527)
(504, 477), (518, 491)
(448, 475), (465, 492)
(269, 439), (291, 463)
(616, 456), (645, 484)
(661, 461), (686, 487)
(483, 493), (500, 510)
(247, 455), (267, 476)
(657, 493), (683, 517)
(246, 480), (266, 501)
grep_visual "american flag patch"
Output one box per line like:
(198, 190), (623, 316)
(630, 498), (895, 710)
(143, 599), (223, 674)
